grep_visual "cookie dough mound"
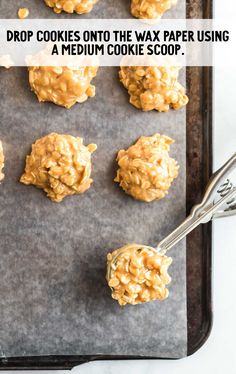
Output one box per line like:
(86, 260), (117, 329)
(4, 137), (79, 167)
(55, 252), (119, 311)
(107, 244), (172, 306)
(131, 0), (177, 19)
(114, 134), (179, 202)
(119, 66), (188, 112)
(18, 7), (29, 18)
(29, 66), (98, 109)
(0, 141), (5, 182)
(20, 133), (97, 202)
(44, 0), (98, 14)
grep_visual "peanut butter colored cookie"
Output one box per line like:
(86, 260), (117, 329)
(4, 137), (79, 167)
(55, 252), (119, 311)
(18, 8), (29, 19)
(20, 133), (97, 202)
(131, 0), (177, 19)
(107, 244), (172, 306)
(0, 141), (5, 182)
(114, 134), (179, 202)
(119, 66), (188, 112)
(29, 66), (98, 109)
(44, 0), (98, 14)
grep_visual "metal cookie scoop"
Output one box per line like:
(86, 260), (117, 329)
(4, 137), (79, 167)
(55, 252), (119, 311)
(107, 153), (236, 285)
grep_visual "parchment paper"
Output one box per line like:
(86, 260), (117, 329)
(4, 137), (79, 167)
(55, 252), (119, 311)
(0, 0), (187, 358)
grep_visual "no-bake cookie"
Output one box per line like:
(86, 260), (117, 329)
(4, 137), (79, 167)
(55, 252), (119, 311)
(44, 0), (98, 14)
(114, 134), (179, 202)
(131, 0), (177, 19)
(20, 133), (97, 202)
(29, 66), (98, 109)
(107, 244), (172, 305)
(18, 8), (29, 19)
(119, 65), (188, 112)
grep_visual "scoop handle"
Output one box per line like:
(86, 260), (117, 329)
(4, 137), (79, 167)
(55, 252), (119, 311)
(194, 153), (236, 214)
(157, 153), (236, 254)
(157, 187), (236, 253)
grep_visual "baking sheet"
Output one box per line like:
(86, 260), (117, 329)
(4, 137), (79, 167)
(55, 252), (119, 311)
(0, 0), (187, 359)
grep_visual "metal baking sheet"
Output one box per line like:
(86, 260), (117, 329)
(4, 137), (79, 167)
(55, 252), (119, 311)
(0, 0), (187, 360)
